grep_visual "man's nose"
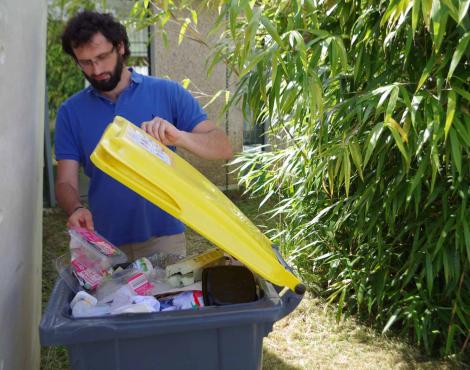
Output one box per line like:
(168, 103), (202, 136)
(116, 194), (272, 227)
(91, 62), (105, 76)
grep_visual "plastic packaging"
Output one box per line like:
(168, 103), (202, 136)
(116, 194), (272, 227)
(110, 296), (161, 315)
(68, 227), (127, 290)
(165, 248), (224, 281)
(70, 291), (111, 318)
(69, 227), (127, 266)
(160, 291), (204, 310)
(130, 257), (154, 277)
(95, 266), (155, 303)
(54, 253), (83, 294)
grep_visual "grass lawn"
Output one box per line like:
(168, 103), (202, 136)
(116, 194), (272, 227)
(41, 191), (465, 370)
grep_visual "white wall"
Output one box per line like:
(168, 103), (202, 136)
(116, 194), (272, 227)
(0, 1), (46, 369)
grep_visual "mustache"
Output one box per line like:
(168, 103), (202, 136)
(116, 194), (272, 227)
(91, 73), (112, 80)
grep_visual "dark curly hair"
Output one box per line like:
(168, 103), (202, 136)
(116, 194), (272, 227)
(61, 11), (131, 60)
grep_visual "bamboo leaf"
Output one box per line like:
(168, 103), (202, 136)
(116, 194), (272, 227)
(178, 18), (191, 45)
(410, 94), (423, 128)
(336, 287), (347, 322)
(447, 32), (470, 81)
(386, 116), (409, 143)
(343, 149), (351, 197)
(383, 309), (401, 333)
(407, 158), (427, 202)
(239, 50), (270, 78)
(375, 85), (394, 110)
(449, 128), (462, 174)
(349, 142), (364, 181)
(381, 0), (400, 28)
(441, 0), (459, 21)
(453, 85), (470, 102)
(416, 54), (436, 91)
(422, 0), (433, 29)
(458, 0), (470, 24)
(416, 124), (432, 155)
(229, 6), (237, 37)
(190, 9), (198, 25)
(386, 117), (410, 166)
(445, 325), (458, 355)
(385, 86), (399, 121)
(444, 90), (457, 139)
(181, 78), (191, 89)
(412, 0), (421, 32)
(453, 117), (470, 146)
(364, 123), (384, 167)
(463, 219), (470, 264)
(334, 37), (348, 70)
(260, 16), (285, 49)
(430, 0), (448, 52)
(202, 89), (224, 109)
(328, 159), (335, 196)
(426, 252), (433, 294)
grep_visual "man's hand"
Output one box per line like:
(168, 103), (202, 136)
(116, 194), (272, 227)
(141, 117), (184, 147)
(67, 207), (94, 230)
(140, 118), (233, 160)
(56, 159), (95, 231)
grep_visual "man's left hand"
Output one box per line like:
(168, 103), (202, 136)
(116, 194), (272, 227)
(141, 117), (184, 146)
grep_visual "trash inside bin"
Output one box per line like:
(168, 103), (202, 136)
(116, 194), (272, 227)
(40, 116), (305, 370)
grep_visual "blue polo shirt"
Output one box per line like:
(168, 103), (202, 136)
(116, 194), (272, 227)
(55, 69), (208, 245)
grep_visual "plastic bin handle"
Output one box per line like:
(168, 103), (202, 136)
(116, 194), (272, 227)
(271, 244), (294, 273)
(270, 244), (305, 320)
(272, 244), (306, 295)
(277, 287), (304, 321)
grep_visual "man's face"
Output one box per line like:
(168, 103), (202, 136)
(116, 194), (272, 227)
(73, 32), (125, 92)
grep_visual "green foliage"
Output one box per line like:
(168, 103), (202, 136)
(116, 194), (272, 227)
(127, 0), (470, 359)
(219, 0), (470, 359)
(46, 0), (102, 122)
(46, 20), (82, 122)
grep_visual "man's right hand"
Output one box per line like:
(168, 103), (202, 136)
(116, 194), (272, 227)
(67, 207), (94, 230)
(56, 160), (95, 231)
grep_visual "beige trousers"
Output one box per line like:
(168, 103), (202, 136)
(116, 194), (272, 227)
(118, 233), (187, 262)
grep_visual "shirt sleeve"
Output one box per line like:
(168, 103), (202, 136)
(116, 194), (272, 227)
(170, 81), (208, 132)
(54, 104), (81, 162)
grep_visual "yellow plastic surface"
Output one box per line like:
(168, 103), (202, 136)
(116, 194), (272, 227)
(91, 116), (302, 291)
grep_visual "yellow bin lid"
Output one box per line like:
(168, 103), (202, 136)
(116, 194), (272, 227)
(91, 116), (305, 293)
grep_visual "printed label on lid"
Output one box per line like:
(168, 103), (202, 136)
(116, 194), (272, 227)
(125, 125), (171, 165)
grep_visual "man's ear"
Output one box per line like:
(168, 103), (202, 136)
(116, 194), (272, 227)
(117, 42), (125, 56)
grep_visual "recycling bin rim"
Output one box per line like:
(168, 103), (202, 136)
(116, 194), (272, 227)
(40, 274), (303, 346)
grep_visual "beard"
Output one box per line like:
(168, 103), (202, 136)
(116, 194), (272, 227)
(83, 55), (124, 92)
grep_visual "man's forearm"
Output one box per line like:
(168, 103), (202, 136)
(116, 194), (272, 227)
(178, 129), (233, 160)
(56, 182), (83, 216)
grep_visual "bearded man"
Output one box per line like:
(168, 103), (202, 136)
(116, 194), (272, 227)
(55, 11), (233, 260)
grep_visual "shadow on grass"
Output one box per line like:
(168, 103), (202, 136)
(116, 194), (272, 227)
(262, 349), (303, 370)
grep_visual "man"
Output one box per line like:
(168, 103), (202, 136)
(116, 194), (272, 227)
(55, 11), (233, 260)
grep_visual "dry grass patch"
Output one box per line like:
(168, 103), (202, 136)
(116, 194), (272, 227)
(262, 293), (461, 370)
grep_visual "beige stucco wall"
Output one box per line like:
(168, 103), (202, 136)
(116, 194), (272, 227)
(0, 2), (46, 369)
(152, 7), (242, 189)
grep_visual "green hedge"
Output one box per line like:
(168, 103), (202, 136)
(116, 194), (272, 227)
(220, 0), (470, 359)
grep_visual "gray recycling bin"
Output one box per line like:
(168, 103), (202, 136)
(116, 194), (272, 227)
(40, 275), (303, 370)
(40, 117), (305, 369)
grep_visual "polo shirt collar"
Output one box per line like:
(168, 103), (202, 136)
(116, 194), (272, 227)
(130, 68), (143, 84)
